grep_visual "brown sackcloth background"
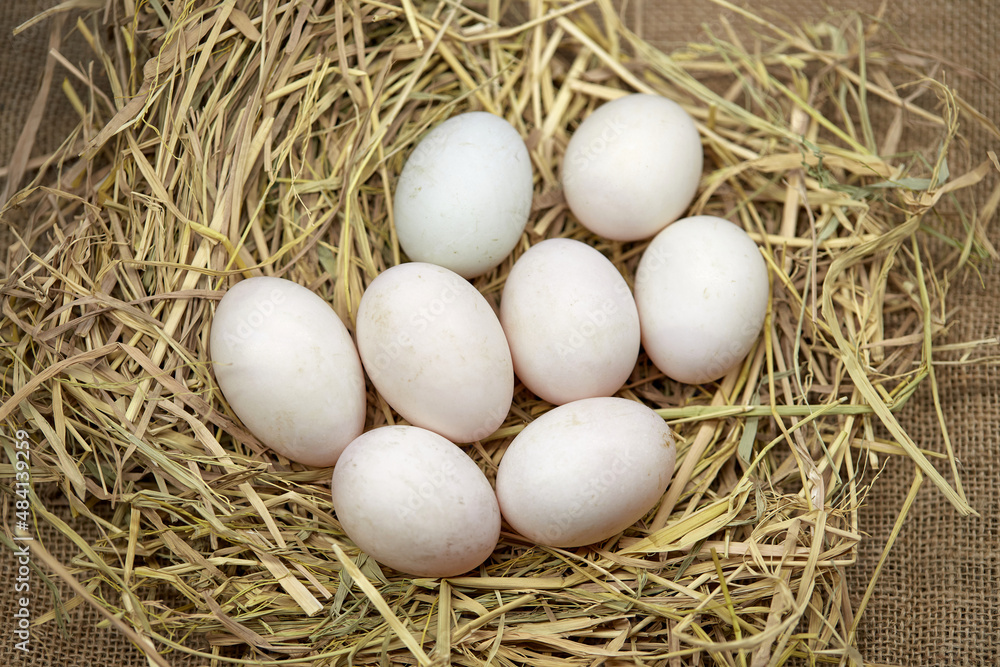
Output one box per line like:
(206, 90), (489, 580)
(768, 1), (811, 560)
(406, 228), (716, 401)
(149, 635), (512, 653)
(0, 1), (96, 198)
(1, 1), (997, 665)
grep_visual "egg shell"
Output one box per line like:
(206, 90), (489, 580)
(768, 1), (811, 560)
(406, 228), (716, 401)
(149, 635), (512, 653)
(393, 112), (534, 279)
(355, 262), (514, 442)
(500, 238), (640, 404)
(331, 425), (501, 577)
(634, 215), (770, 384)
(561, 93), (703, 242)
(209, 276), (366, 466)
(495, 397), (676, 547)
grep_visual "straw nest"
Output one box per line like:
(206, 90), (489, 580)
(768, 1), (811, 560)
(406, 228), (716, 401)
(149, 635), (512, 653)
(2, 0), (998, 664)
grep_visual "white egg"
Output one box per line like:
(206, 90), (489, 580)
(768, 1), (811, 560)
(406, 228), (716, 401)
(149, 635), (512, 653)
(355, 262), (513, 442)
(495, 397), (676, 547)
(500, 238), (640, 404)
(393, 112), (534, 279)
(634, 215), (770, 384)
(561, 93), (703, 242)
(210, 276), (366, 466)
(332, 425), (501, 577)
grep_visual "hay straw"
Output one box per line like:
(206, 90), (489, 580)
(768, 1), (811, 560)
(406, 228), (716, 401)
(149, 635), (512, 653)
(2, 0), (997, 665)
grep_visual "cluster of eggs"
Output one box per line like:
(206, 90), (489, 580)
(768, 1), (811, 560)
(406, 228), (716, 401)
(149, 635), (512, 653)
(209, 94), (770, 577)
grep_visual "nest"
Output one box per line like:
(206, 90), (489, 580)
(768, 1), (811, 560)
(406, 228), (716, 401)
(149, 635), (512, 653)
(2, 0), (997, 664)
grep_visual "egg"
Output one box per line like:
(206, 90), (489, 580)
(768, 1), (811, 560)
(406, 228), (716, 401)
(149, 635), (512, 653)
(331, 425), (501, 577)
(210, 276), (366, 466)
(561, 93), (703, 242)
(495, 397), (676, 547)
(355, 262), (514, 442)
(634, 215), (769, 384)
(500, 238), (640, 404)
(393, 112), (534, 279)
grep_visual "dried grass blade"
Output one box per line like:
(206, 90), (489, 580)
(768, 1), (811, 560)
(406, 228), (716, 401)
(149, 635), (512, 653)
(201, 590), (279, 650)
(333, 542), (432, 665)
(247, 532), (324, 617)
(0, 343), (117, 423)
(847, 469), (924, 646)
(433, 579), (453, 664)
(911, 235), (967, 505)
(821, 219), (974, 516)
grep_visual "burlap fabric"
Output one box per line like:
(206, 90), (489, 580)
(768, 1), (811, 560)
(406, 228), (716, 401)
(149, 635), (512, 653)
(1, 1), (996, 665)
(0, 2), (94, 198)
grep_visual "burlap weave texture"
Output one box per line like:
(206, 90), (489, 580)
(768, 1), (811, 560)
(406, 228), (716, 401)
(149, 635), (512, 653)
(0, 0), (95, 196)
(1, 1), (997, 665)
